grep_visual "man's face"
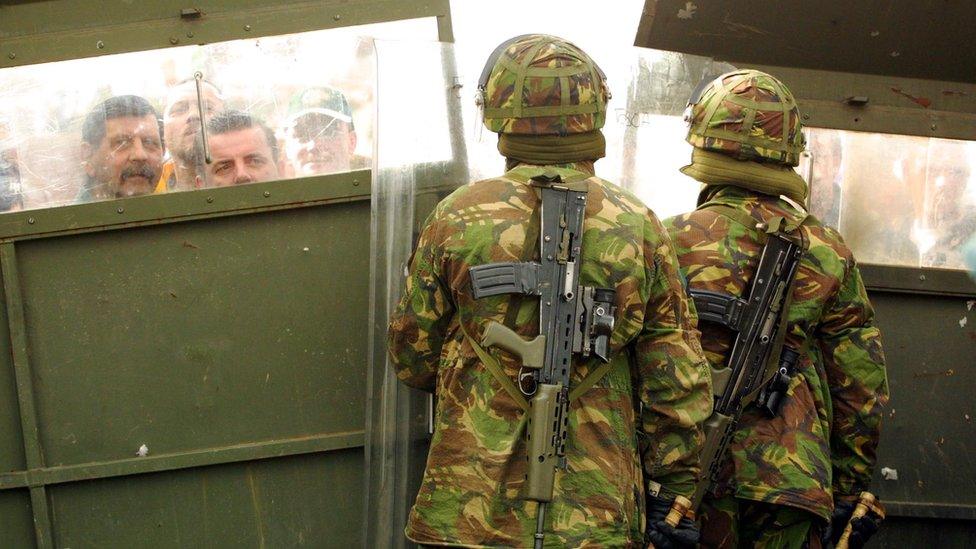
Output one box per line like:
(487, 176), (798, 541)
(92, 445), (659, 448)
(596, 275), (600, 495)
(204, 127), (279, 187)
(285, 112), (357, 176)
(164, 82), (224, 161)
(84, 114), (163, 198)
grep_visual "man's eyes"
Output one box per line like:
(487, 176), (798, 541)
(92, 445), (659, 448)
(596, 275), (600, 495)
(168, 101), (189, 116)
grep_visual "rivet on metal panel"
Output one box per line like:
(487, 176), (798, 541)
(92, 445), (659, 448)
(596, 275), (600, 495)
(244, 24), (252, 32)
(169, 37), (179, 45)
(206, 196), (214, 203)
(117, 207), (124, 214)
(96, 40), (105, 49)
(7, 52), (14, 60)
(870, 30), (880, 37)
(919, 274), (926, 281)
(187, 31), (194, 38)
(334, 14), (342, 21)
(27, 217), (34, 224)
(890, 51), (901, 58)
(802, 114), (810, 120)
(930, 124), (937, 131)
(917, 480), (924, 489)
(353, 180), (360, 186)
(263, 191), (271, 197)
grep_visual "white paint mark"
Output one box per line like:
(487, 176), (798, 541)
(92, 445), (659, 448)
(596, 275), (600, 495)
(870, 30), (881, 37)
(136, 444), (149, 457)
(961, 316), (969, 328)
(881, 467), (898, 481)
(967, 300), (974, 311)
(677, 1), (697, 19)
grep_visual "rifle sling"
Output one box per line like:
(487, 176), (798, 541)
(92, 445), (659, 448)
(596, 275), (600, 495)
(695, 201), (811, 408)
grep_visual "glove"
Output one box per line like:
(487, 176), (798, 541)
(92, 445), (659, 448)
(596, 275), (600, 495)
(645, 493), (700, 549)
(823, 499), (882, 549)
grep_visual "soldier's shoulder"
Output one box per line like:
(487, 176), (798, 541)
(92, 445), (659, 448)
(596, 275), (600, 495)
(802, 214), (856, 262)
(662, 206), (724, 232)
(587, 176), (659, 221)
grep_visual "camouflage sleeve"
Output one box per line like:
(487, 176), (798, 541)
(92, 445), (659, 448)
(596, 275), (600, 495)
(635, 213), (713, 498)
(816, 256), (889, 499)
(387, 212), (455, 392)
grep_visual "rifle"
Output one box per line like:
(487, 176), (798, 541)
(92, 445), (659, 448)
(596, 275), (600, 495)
(685, 217), (806, 513)
(468, 171), (616, 549)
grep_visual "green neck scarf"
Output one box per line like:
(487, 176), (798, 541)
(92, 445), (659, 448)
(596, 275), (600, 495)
(680, 148), (808, 205)
(498, 130), (606, 166)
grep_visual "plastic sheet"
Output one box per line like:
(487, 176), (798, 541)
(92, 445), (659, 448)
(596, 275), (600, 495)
(0, 18), (438, 211)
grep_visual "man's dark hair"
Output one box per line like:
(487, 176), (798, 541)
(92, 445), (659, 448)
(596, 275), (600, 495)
(206, 110), (279, 163)
(82, 95), (162, 147)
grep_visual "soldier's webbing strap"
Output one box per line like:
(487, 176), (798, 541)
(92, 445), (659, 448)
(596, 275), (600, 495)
(459, 320), (530, 412)
(460, 320), (615, 410)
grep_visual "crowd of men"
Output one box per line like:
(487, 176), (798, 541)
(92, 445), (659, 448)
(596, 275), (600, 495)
(75, 81), (364, 203)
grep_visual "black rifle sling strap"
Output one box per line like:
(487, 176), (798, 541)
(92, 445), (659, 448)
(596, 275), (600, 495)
(693, 200), (810, 406)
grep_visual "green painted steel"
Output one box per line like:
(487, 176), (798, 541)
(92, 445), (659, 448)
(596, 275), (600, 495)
(864, 287), (976, 520)
(0, 0), (453, 69)
(0, 489), (36, 547)
(48, 449), (365, 548)
(0, 172), (374, 546)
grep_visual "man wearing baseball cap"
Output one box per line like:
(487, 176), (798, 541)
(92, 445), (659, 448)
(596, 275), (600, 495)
(283, 86), (367, 177)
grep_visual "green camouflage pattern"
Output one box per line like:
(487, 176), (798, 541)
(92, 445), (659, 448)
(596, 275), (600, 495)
(686, 70), (806, 167)
(699, 494), (823, 549)
(481, 35), (608, 135)
(664, 186), (889, 521)
(388, 163), (712, 547)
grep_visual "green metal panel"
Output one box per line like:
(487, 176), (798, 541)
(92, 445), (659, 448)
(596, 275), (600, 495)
(19, 203), (368, 467)
(0, 489), (35, 547)
(634, 0), (976, 84)
(0, 267), (26, 474)
(864, 282), (976, 520)
(49, 450), (364, 548)
(0, 172), (375, 546)
(0, 0), (453, 69)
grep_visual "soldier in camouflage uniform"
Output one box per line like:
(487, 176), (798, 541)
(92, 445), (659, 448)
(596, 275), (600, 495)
(388, 35), (712, 548)
(662, 70), (890, 548)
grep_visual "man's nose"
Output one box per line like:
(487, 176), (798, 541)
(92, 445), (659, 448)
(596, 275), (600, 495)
(129, 139), (149, 160)
(233, 164), (253, 184)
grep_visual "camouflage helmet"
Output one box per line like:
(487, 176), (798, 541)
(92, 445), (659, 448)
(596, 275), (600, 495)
(478, 34), (609, 135)
(685, 69), (805, 166)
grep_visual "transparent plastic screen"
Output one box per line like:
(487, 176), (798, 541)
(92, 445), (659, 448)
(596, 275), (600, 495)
(0, 18), (438, 212)
(366, 39), (463, 549)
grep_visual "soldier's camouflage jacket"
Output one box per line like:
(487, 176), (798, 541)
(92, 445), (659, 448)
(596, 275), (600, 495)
(664, 186), (889, 521)
(388, 163), (712, 548)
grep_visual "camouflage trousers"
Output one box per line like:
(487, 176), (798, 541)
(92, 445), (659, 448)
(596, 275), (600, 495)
(700, 495), (824, 549)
